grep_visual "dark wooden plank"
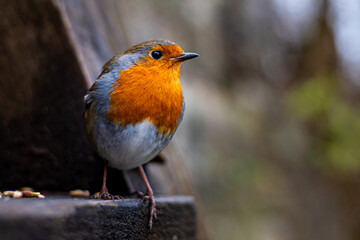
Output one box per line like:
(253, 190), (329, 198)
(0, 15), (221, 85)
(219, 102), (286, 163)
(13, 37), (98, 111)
(0, 195), (197, 240)
(0, 0), (108, 192)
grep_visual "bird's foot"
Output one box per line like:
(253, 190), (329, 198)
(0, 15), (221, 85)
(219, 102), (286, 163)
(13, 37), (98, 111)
(136, 191), (157, 229)
(91, 192), (121, 200)
(91, 187), (121, 200)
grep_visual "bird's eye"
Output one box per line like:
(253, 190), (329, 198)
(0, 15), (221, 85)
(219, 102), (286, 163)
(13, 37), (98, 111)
(150, 50), (163, 60)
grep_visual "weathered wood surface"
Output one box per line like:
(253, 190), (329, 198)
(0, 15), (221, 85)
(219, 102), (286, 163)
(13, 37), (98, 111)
(0, 195), (197, 240)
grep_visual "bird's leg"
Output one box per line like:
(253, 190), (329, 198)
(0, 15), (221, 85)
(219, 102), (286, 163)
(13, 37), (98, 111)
(92, 160), (120, 200)
(99, 160), (110, 198)
(138, 165), (157, 230)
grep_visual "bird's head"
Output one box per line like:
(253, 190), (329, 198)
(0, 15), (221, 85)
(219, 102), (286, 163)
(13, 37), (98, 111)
(124, 39), (198, 71)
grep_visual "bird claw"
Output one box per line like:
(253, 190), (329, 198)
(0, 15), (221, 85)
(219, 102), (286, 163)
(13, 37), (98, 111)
(135, 191), (157, 229)
(135, 191), (145, 199)
(135, 191), (150, 202)
(146, 194), (157, 230)
(91, 189), (122, 200)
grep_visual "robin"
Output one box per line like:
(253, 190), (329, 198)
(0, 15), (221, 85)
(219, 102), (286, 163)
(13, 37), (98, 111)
(84, 39), (198, 229)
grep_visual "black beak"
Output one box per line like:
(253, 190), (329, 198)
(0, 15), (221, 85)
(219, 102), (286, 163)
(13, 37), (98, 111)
(174, 52), (199, 61)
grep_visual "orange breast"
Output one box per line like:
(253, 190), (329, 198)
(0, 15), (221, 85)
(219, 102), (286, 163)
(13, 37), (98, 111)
(106, 61), (183, 136)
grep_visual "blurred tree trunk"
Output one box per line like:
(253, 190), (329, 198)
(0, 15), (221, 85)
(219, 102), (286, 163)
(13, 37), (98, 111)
(293, 0), (337, 83)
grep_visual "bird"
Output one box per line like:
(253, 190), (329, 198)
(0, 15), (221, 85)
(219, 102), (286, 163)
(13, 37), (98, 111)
(84, 39), (198, 229)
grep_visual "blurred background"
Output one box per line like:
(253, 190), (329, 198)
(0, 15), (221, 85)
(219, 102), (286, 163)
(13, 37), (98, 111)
(111, 0), (360, 239)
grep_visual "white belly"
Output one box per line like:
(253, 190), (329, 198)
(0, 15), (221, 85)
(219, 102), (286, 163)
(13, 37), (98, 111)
(88, 118), (172, 170)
